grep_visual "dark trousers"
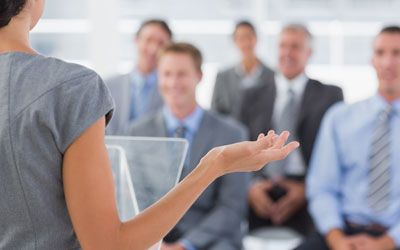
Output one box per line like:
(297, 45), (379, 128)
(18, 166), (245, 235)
(248, 184), (314, 237)
(294, 222), (391, 250)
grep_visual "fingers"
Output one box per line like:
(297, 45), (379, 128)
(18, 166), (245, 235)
(271, 196), (293, 224)
(257, 130), (299, 152)
(272, 131), (290, 149)
(279, 141), (300, 158)
(252, 198), (272, 219)
(249, 183), (274, 219)
(256, 130), (276, 150)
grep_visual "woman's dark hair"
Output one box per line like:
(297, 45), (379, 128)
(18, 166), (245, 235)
(233, 20), (257, 37)
(136, 19), (173, 40)
(0, 0), (27, 28)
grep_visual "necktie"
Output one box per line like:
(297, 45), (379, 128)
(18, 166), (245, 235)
(174, 125), (187, 139)
(266, 88), (298, 178)
(277, 88), (297, 135)
(368, 105), (393, 213)
(174, 124), (189, 178)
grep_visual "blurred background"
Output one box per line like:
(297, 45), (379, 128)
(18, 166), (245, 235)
(32, 0), (400, 108)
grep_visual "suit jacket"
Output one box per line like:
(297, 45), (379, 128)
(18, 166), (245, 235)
(129, 110), (250, 250)
(211, 62), (275, 120)
(105, 73), (163, 135)
(241, 76), (343, 235)
(240, 76), (344, 174)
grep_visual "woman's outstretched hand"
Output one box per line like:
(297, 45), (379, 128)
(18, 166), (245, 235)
(201, 130), (300, 177)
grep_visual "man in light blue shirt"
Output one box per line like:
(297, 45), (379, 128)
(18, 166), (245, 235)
(106, 19), (172, 135)
(296, 26), (400, 250)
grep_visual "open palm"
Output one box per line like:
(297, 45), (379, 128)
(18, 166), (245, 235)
(204, 130), (300, 176)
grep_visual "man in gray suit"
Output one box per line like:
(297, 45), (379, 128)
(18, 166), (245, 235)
(241, 24), (344, 236)
(129, 43), (250, 250)
(106, 19), (172, 135)
(211, 20), (274, 120)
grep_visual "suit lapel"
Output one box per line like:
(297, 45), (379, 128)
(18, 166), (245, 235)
(152, 110), (169, 137)
(296, 80), (317, 129)
(257, 64), (274, 87)
(229, 68), (242, 101)
(257, 79), (277, 133)
(148, 80), (163, 113)
(120, 74), (133, 126)
(186, 112), (214, 174)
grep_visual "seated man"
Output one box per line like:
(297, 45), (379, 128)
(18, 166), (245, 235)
(296, 26), (400, 250)
(129, 43), (249, 250)
(240, 23), (343, 237)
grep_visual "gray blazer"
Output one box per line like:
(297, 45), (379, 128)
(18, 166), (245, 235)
(105, 73), (163, 135)
(129, 110), (250, 250)
(211, 63), (274, 120)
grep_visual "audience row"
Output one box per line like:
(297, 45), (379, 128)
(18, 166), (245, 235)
(105, 20), (400, 250)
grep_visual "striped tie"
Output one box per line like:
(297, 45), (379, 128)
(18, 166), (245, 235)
(368, 105), (393, 212)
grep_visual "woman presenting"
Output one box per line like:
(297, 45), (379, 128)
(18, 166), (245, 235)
(0, 0), (299, 249)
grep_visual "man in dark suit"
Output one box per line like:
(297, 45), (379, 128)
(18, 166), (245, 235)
(212, 20), (274, 121)
(129, 43), (249, 250)
(240, 23), (344, 236)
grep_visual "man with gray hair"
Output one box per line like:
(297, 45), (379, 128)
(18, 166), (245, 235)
(240, 23), (343, 236)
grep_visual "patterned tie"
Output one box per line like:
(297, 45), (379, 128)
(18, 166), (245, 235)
(368, 105), (393, 212)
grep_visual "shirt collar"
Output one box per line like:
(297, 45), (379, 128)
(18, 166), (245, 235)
(163, 105), (204, 135)
(234, 62), (263, 78)
(371, 94), (400, 117)
(131, 68), (158, 88)
(275, 72), (309, 97)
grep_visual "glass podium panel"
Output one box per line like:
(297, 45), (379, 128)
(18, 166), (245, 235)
(106, 136), (189, 250)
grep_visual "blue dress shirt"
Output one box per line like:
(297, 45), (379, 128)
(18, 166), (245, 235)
(162, 105), (204, 250)
(129, 69), (158, 121)
(163, 105), (204, 146)
(307, 94), (400, 246)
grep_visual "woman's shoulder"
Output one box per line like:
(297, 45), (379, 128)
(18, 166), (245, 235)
(9, 52), (107, 118)
(13, 52), (98, 85)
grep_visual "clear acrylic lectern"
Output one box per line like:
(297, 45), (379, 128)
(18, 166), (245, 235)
(106, 136), (189, 250)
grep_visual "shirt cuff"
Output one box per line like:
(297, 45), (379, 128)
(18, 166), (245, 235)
(318, 215), (345, 235)
(180, 239), (197, 250)
(311, 202), (345, 235)
(388, 225), (400, 247)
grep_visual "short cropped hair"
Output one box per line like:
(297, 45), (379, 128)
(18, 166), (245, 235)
(159, 42), (203, 73)
(136, 19), (173, 39)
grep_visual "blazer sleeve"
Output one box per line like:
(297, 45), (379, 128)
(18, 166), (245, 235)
(238, 88), (250, 129)
(183, 130), (250, 249)
(211, 72), (228, 115)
